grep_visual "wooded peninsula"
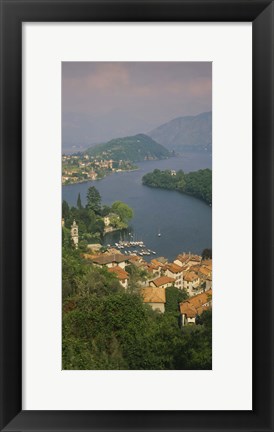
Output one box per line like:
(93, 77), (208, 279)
(142, 168), (212, 205)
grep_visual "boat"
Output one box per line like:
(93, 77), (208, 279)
(158, 229), (161, 237)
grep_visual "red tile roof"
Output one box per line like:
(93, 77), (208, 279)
(142, 287), (166, 304)
(108, 267), (129, 280)
(202, 259), (212, 269)
(91, 254), (127, 265)
(189, 255), (202, 262)
(179, 290), (212, 316)
(150, 276), (175, 287)
(184, 271), (199, 282)
(198, 266), (212, 277)
(166, 263), (183, 274)
(176, 254), (190, 264)
(151, 259), (166, 268)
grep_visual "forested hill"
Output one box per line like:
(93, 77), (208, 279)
(85, 134), (171, 162)
(142, 169), (212, 205)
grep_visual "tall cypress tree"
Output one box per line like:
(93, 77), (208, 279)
(77, 192), (82, 209)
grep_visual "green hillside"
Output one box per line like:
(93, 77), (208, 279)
(142, 168), (212, 205)
(85, 133), (171, 162)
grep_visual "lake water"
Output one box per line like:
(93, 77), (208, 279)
(62, 153), (212, 261)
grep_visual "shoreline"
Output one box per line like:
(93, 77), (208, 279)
(62, 167), (140, 186)
(142, 183), (212, 206)
(62, 156), (175, 187)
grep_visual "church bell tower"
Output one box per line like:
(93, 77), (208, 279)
(71, 220), (79, 249)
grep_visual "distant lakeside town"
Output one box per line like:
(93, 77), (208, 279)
(62, 153), (138, 185)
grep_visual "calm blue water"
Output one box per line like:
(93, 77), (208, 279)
(62, 154), (212, 261)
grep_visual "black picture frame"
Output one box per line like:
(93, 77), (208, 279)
(0, 1), (273, 431)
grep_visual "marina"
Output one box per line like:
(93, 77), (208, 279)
(110, 239), (157, 256)
(106, 231), (158, 257)
(63, 155), (212, 261)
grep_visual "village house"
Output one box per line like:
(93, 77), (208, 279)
(103, 160), (113, 169)
(149, 275), (175, 289)
(108, 266), (129, 289)
(146, 263), (161, 277)
(187, 254), (202, 267)
(186, 264), (200, 274)
(179, 289), (212, 326)
(103, 213), (121, 233)
(183, 271), (200, 296)
(141, 287), (166, 313)
(202, 259), (212, 269)
(91, 253), (128, 269)
(174, 253), (190, 268)
(151, 259), (166, 274)
(127, 255), (144, 265)
(88, 171), (97, 180)
(180, 264), (191, 274)
(164, 263), (184, 290)
(197, 265), (212, 281)
(174, 253), (202, 269)
(103, 213), (119, 227)
(103, 216), (111, 227)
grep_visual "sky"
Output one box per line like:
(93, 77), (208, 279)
(62, 62), (212, 151)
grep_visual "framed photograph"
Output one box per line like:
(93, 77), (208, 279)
(0, 1), (273, 431)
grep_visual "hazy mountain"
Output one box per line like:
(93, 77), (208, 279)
(85, 134), (171, 162)
(148, 112), (212, 153)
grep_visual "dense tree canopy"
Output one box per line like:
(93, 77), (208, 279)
(142, 168), (212, 205)
(62, 200), (70, 220)
(202, 248), (212, 260)
(63, 287), (212, 370)
(86, 186), (102, 214)
(165, 286), (189, 314)
(111, 201), (134, 224)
